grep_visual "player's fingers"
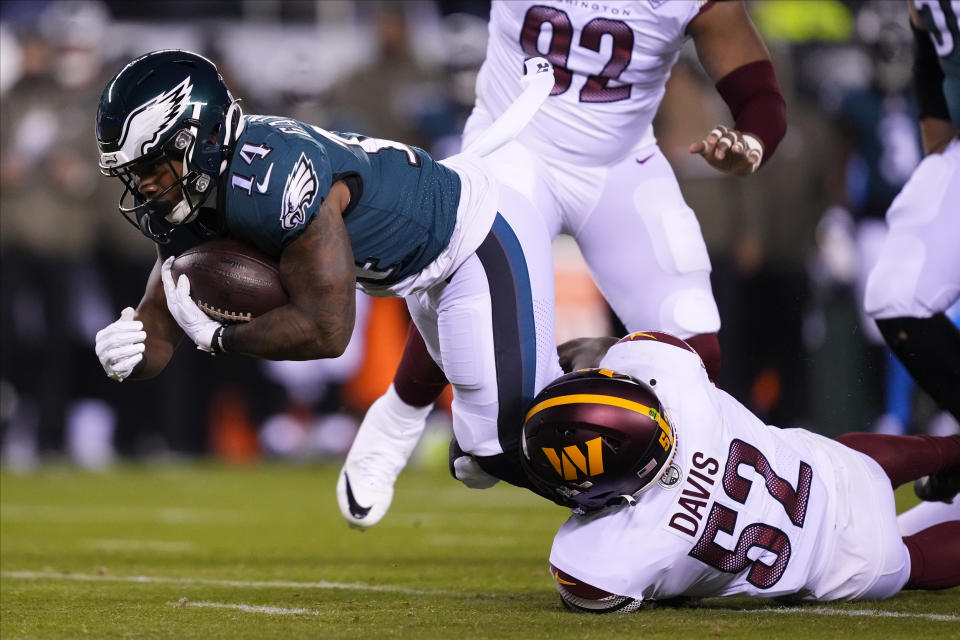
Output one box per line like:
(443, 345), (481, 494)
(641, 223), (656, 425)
(176, 273), (191, 297)
(107, 342), (146, 362)
(96, 331), (147, 357)
(161, 267), (176, 297)
(95, 320), (141, 343)
(112, 320), (143, 333)
(112, 352), (144, 371)
(108, 354), (143, 381)
(716, 129), (737, 151)
(160, 256), (175, 281)
(716, 129), (742, 160)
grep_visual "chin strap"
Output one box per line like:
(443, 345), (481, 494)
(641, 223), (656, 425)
(219, 100), (245, 174)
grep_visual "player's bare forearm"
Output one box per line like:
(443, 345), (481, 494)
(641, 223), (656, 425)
(227, 197), (356, 360)
(132, 256), (183, 379)
(687, 1), (784, 175)
(919, 117), (958, 155)
(689, 0), (770, 83)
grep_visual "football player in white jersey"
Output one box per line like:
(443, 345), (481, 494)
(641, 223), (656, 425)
(339, 0), (787, 529)
(864, 0), (960, 500)
(521, 331), (960, 612)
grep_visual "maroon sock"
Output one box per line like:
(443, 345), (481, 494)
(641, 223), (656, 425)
(834, 433), (960, 488)
(904, 521), (960, 590)
(685, 332), (721, 384)
(393, 323), (449, 407)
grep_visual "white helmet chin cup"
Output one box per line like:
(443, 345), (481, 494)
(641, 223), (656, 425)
(165, 198), (198, 225)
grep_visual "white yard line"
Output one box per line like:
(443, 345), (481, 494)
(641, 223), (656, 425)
(730, 606), (960, 623)
(1, 570), (453, 596)
(172, 600), (322, 616)
(4, 571), (958, 622)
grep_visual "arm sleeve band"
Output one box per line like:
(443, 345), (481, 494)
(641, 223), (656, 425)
(220, 323), (237, 353)
(551, 564), (643, 613)
(912, 23), (951, 122)
(715, 59), (787, 164)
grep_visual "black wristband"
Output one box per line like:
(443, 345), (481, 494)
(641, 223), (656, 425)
(210, 325), (227, 355)
(220, 324), (237, 353)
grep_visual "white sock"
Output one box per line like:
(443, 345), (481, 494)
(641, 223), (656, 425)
(383, 384), (433, 424)
(898, 496), (959, 536)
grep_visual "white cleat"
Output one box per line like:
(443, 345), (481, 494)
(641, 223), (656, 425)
(337, 384), (432, 530)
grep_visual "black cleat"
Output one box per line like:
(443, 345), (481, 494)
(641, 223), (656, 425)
(914, 468), (960, 503)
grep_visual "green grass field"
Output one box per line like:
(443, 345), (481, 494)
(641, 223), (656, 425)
(1, 462), (957, 639)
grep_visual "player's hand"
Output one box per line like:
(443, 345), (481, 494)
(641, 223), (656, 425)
(161, 256), (221, 352)
(558, 337), (619, 372)
(689, 124), (763, 176)
(449, 438), (500, 489)
(451, 454), (500, 489)
(95, 306), (146, 382)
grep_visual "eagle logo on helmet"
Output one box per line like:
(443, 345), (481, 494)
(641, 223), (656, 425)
(117, 76), (194, 158)
(281, 152), (319, 230)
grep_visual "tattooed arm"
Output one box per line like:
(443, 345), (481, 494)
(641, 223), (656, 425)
(225, 181), (357, 360)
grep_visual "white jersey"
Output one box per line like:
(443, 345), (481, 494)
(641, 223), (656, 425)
(549, 337), (909, 602)
(476, 0), (709, 165)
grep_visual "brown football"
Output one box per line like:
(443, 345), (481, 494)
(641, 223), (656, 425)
(171, 238), (287, 323)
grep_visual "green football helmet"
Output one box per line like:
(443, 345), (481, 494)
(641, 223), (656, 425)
(96, 49), (238, 243)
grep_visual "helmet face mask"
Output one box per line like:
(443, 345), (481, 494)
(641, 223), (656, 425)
(521, 369), (677, 513)
(96, 50), (236, 243)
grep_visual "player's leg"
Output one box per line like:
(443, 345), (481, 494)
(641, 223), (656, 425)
(368, 131), (563, 419)
(865, 141), (960, 422)
(413, 190), (563, 488)
(875, 314), (960, 420)
(335, 317), (438, 529)
(902, 521), (960, 590)
(899, 495), (958, 536)
(563, 146), (722, 381)
(834, 432), (960, 491)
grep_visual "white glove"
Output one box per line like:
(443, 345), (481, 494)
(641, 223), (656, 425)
(161, 256), (221, 352)
(95, 306), (146, 381)
(452, 454), (500, 489)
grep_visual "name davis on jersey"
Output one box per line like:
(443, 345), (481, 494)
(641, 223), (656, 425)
(665, 451), (719, 539)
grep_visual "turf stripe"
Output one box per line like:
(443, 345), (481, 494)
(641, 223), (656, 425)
(173, 601), (322, 616)
(6, 571), (958, 621)
(2, 570), (457, 597)
(731, 606), (960, 622)
(86, 539), (194, 552)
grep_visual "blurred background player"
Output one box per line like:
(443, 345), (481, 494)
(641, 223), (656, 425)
(339, 0), (787, 528)
(815, 0), (959, 440)
(521, 332), (960, 612)
(862, 0), (960, 501)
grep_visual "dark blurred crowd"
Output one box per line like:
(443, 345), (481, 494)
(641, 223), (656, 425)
(0, 0), (956, 470)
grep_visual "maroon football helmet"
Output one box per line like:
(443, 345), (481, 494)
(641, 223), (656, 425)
(521, 369), (677, 512)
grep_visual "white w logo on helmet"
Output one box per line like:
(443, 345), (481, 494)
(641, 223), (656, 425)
(117, 76), (194, 160)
